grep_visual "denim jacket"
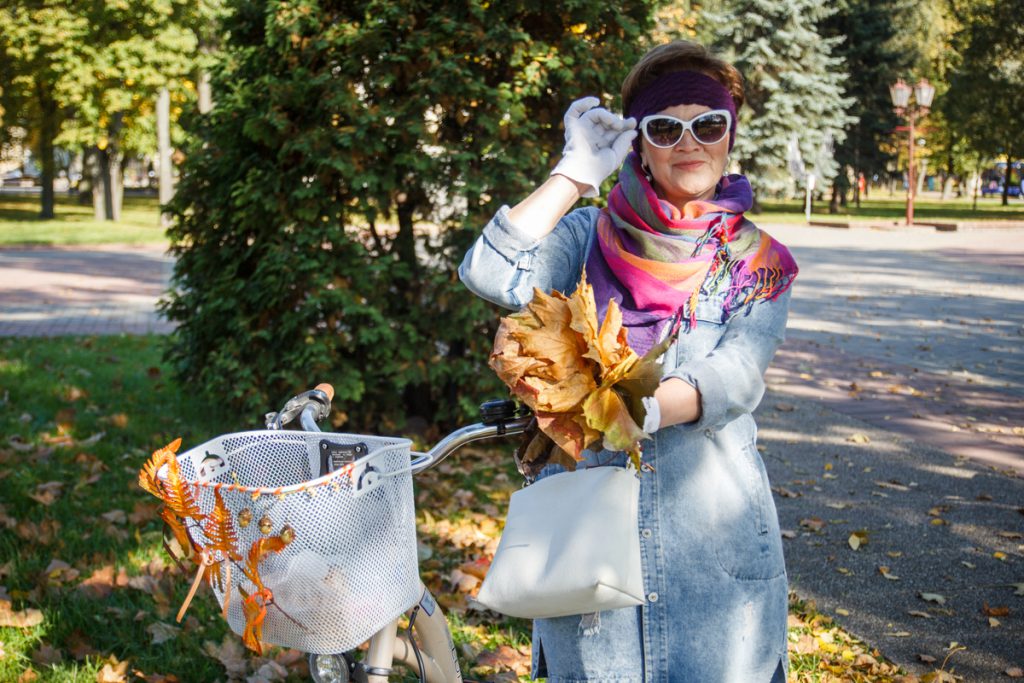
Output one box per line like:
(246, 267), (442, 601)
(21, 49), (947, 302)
(460, 206), (791, 683)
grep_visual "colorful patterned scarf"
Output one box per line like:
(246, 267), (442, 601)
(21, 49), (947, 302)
(586, 153), (798, 355)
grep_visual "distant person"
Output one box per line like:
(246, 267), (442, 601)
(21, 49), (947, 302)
(461, 40), (798, 682)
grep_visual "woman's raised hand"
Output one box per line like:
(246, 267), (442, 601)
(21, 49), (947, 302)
(551, 97), (637, 198)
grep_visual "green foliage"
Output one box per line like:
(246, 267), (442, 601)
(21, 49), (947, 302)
(821, 0), (911, 184)
(940, 0), (1024, 198)
(707, 0), (856, 198)
(163, 0), (660, 431)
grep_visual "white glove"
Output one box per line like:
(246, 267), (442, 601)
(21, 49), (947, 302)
(641, 395), (661, 435)
(551, 97), (637, 198)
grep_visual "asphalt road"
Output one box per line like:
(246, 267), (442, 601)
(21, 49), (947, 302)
(757, 223), (1024, 682)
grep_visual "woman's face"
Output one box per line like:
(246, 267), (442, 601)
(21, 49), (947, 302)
(640, 103), (730, 208)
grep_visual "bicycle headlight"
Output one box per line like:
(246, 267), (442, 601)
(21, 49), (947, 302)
(309, 653), (349, 683)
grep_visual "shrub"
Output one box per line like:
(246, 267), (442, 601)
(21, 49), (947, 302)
(162, 0), (657, 432)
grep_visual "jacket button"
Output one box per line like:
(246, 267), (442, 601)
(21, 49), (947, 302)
(704, 429), (713, 438)
(641, 528), (653, 539)
(647, 592), (659, 603)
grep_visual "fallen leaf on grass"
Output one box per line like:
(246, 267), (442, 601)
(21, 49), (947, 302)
(907, 610), (933, 619)
(28, 481), (64, 506)
(65, 630), (98, 661)
(997, 531), (1023, 540)
(918, 654), (937, 664)
(847, 433), (871, 444)
(1005, 667), (1023, 678)
(919, 592), (947, 605)
(100, 509), (127, 525)
(43, 559), (79, 585)
(17, 669), (38, 682)
(475, 645), (531, 676)
(921, 671), (959, 683)
(1012, 582), (1024, 596)
(989, 617), (1001, 628)
(31, 643), (62, 667)
(203, 634), (248, 681)
(96, 655), (130, 683)
(131, 672), (179, 683)
(781, 529), (797, 539)
(0, 599), (44, 628)
(77, 565), (116, 599)
(146, 622), (180, 645)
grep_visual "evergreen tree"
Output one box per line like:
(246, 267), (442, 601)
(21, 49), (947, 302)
(707, 0), (856, 205)
(163, 0), (659, 427)
(821, 0), (910, 209)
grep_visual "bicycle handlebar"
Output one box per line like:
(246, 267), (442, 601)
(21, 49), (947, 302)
(277, 384), (530, 474)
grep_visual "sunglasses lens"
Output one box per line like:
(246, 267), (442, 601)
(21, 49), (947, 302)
(692, 112), (729, 144)
(645, 118), (684, 148)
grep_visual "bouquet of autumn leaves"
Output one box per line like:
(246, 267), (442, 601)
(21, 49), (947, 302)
(490, 271), (673, 475)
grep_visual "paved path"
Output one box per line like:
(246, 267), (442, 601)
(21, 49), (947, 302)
(1, 225), (1022, 680)
(757, 223), (1024, 681)
(0, 245), (174, 336)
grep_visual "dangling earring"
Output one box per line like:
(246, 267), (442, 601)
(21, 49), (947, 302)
(641, 161), (653, 183)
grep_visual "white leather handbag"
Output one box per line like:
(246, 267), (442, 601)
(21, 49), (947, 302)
(475, 465), (646, 619)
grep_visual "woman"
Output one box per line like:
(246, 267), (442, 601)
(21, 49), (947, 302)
(460, 41), (798, 683)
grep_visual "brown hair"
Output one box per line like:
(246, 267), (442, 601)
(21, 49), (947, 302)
(621, 41), (745, 116)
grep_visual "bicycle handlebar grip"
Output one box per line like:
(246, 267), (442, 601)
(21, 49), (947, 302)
(314, 383), (335, 401)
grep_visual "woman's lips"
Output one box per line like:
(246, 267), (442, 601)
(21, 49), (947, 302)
(673, 160), (705, 170)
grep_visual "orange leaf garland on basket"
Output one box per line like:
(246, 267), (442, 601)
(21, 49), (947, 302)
(490, 270), (674, 470)
(238, 533), (294, 654)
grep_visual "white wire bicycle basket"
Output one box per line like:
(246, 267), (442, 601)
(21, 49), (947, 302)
(172, 429), (420, 655)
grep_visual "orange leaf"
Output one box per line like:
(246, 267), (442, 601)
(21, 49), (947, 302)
(202, 490), (242, 562)
(243, 536), (290, 592)
(535, 411), (599, 460)
(239, 586), (271, 655)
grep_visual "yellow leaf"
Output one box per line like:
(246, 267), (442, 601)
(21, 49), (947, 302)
(583, 386), (646, 452)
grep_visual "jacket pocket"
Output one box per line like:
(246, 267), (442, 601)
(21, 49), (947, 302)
(713, 441), (786, 581)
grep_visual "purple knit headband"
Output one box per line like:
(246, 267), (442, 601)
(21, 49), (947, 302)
(627, 70), (738, 151)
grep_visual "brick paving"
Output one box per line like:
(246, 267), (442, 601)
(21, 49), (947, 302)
(0, 245), (174, 336)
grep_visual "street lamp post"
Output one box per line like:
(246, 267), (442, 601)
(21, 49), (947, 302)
(889, 78), (935, 226)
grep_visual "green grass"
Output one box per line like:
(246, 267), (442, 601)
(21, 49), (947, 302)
(0, 194), (167, 246)
(758, 193), (1024, 224)
(0, 336), (923, 682)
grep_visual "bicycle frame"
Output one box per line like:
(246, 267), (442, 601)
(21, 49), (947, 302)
(271, 387), (530, 683)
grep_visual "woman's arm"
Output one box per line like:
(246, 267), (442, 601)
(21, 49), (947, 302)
(656, 289), (792, 431)
(507, 174), (589, 241)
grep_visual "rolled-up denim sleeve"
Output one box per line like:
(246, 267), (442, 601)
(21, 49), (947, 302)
(458, 205), (597, 310)
(664, 288), (792, 432)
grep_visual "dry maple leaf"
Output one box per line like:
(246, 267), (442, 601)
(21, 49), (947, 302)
(491, 271), (672, 464)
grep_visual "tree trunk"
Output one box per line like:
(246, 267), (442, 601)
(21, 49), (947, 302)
(36, 81), (58, 219)
(198, 71), (213, 114)
(828, 183), (840, 214)
(1002, 153), (1012, 206)
(395, 196), (420, 279)
(91, 145), (123, 222)
(157, 87), (174, 227)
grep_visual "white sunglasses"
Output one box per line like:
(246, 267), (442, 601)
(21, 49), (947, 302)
(639, 109), (732, 148)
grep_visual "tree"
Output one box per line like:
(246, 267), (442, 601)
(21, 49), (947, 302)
(162, 0), (661, 429)
(941, 0), (1024, 206)
(821, 0), (911, 210)
(0, 5), (87, 219)
(58, 1), (206, 221)
(705, 0), (856, 207)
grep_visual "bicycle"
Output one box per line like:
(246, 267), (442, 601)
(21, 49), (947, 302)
(158, 383), (530, 683)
